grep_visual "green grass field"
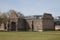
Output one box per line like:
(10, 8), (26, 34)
(0, 31), (60, 40)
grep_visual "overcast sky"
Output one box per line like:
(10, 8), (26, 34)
(0, 0), (60, 16)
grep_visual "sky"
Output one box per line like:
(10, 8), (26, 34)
(0, 0), (60, 16)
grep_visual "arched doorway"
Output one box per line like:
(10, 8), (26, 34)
(11, 22), (16, 31)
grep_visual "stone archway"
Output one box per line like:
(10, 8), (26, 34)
(11, 22), (16, 31)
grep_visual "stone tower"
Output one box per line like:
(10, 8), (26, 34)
(42, 13), (55, 31)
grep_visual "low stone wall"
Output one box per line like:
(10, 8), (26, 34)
(55, 25), (60, 30)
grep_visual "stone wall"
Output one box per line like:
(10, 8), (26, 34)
(33, 19), (43, 31)
(26, 13), (55, 31)
(0, 23), (5, 31)
(26, 19), (33, 31)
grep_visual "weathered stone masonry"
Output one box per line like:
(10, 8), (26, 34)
(0, 10), (55, 31)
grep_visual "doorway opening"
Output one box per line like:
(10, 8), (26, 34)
(11, 22), (16, 31)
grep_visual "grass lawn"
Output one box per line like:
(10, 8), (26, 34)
(0, 31), (60, 40)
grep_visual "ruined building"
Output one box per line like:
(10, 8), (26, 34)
(25, 13), (54, 31)
(0, 10), (55, 31)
